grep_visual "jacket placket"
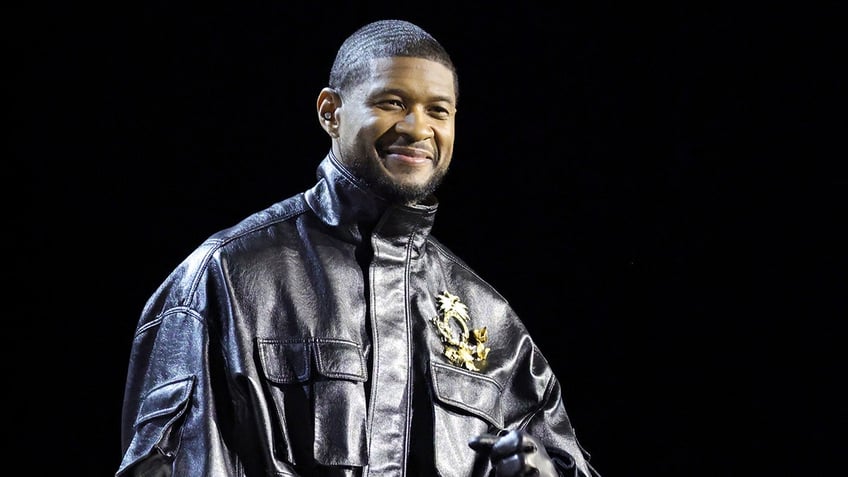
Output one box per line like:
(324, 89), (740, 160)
(364, 210), (415, 477)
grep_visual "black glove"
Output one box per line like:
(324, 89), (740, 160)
(468, 430), (559, 476)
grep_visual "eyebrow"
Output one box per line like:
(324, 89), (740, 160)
(374, 88), (456, 105)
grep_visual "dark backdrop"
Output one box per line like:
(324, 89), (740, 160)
(18, 2), (842, 476)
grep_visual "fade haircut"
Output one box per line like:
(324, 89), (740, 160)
(329, 19), (459, 102)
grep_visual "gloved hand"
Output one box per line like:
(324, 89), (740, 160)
(468, 429), (559, 476)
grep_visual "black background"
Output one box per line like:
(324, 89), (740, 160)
(18, 2), (843, 476)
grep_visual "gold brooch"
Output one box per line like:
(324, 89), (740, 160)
(432, 291), (491, 371)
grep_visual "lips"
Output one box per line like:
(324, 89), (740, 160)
(384, 146), (433, 160)
(382, 146), (435, 167)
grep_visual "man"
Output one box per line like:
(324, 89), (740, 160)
(117, 19), (600, 477)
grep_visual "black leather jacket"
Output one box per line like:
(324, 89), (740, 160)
(117, 154), (598, 476)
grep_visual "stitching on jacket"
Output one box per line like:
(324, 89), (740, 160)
(401, 227), (416, 472)
(432, 362), (503, 427)
(365, 231), (381, 462)
(432, 361), (503, 389)
(136, 307), (205, 338)
(183, 196), (311, 307)
(136, 376), (194, 425)
(427, 237), (510, 303)
(256, 338), (312, 383)
(314, 338), (367, 380)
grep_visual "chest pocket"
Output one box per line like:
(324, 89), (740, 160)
(428, 362), (505, 477)
(431, 362), (504, 429)
(258, 338), (368, 468)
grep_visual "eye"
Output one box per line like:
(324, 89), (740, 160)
(377, 99), (405, 111)
(429, 105), (452, 119)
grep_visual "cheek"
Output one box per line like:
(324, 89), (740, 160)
(436, 128), (455, 158)
(355, 117), (393, 141)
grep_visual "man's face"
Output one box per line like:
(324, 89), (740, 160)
(333, 57), (457, 205)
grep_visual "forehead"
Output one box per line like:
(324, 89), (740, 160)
(361, 57), (456, 102)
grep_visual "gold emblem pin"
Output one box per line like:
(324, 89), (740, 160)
(432, 291), (491, 371)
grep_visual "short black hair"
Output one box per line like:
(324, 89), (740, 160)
(329, 19), (459, 101)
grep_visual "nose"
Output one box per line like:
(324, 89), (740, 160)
(395, 107), (434, 140)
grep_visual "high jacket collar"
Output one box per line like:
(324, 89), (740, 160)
(304, 152), (439, 246)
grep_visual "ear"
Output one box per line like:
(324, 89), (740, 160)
(317, 87), (341, 138)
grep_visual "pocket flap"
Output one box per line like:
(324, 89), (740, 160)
(314, 340), (367, 381)
(257, 339), (311, 384)
(119, 377), (194, 476)
(431, 362), (504, 429)
(135, 376), (194, 427)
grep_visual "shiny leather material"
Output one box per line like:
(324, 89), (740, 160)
(117, 154), (599, 476)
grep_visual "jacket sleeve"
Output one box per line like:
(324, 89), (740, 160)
(116, 306), (238, 476)
(523, 372), (601, 477)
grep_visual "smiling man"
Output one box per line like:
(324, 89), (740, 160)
(117, 19), (601, 477)
(319, 55), (456, 205)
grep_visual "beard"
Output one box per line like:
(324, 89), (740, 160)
(351, 154), (448, 205)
